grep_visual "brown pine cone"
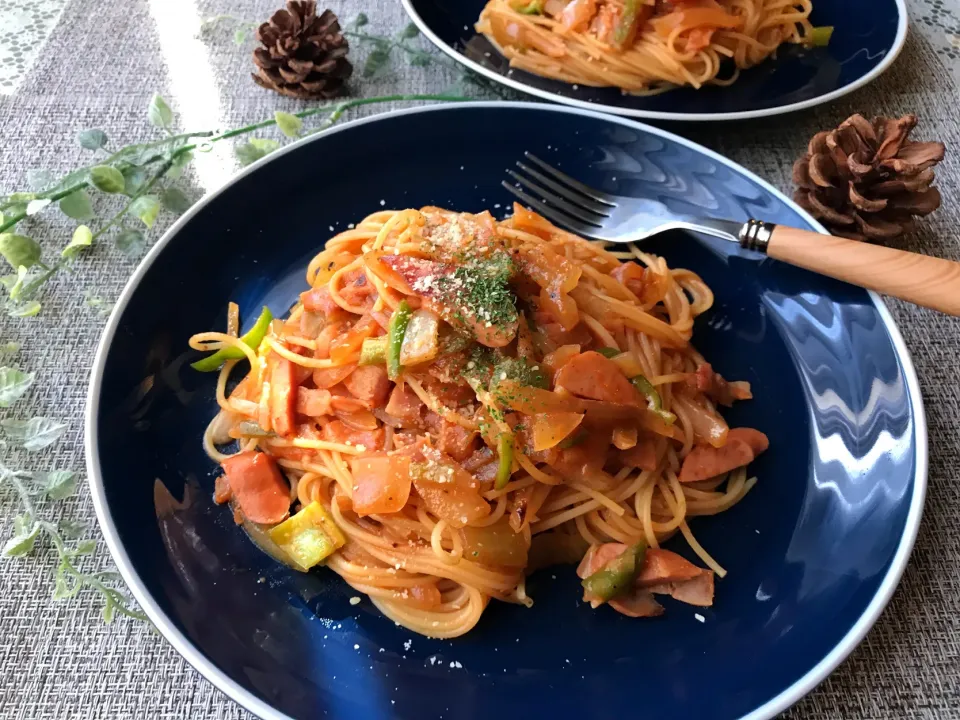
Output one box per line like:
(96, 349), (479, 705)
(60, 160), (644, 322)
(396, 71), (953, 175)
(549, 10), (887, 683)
(252, 2), (352, 100)
(793, 114), (945, 242)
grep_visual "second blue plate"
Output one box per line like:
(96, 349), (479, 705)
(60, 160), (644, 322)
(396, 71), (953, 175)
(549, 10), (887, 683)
(402, 0), (907, 121)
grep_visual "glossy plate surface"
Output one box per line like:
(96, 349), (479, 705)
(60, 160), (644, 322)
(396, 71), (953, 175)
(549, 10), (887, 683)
(402, 0), (907, 121)
(86, 103), (926, 720)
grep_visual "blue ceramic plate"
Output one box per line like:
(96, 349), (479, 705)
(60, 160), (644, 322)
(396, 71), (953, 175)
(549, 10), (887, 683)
(401, 0), (907, 121)
(86, 103), (926, 720)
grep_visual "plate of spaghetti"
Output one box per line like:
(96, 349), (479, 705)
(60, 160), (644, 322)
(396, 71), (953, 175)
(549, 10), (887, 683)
(402, 0), (907, 120)
(87, 103), (925, 720)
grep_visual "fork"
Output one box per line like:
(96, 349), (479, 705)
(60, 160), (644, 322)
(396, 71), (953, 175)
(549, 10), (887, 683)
(503, 153), (960, 316)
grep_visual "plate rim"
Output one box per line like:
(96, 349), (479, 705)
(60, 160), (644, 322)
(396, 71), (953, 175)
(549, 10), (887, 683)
(84, 101), (928, 720)
(400, 0), (909, 122)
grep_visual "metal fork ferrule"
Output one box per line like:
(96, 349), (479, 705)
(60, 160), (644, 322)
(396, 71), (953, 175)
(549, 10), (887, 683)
(739, 219), (775, 254)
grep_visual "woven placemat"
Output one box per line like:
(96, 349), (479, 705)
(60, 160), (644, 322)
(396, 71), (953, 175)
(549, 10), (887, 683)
(0, 1), (958, 718)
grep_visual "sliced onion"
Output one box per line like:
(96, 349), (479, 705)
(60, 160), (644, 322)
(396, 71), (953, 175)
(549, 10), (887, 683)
(531, 412), (585, 451)
(399, 309), (440, 366)
(334, 408), (379, 431)
(674, 395), (728, 447)
(373, 407), (405, 428)
(209, 409), (239, 444)
(227, 302), (240, 337)
(611, 352), (644, 378)
(236, 420), (276, 438)
(459, 518), (529, 568)
(299, 310), (326, 339)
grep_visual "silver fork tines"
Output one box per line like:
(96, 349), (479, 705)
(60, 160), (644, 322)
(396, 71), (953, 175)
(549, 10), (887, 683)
(503, 151), (747, 246)
(502, 153), (625, 239)
(523, 153), (616, 205)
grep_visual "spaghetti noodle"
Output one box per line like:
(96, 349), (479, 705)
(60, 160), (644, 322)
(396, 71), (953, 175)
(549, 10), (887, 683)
(476, 0), (816, 93)
(191, 205), (769, 638)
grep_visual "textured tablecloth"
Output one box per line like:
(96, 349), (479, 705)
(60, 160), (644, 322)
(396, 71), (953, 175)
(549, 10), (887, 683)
(1, 1), (959, 718)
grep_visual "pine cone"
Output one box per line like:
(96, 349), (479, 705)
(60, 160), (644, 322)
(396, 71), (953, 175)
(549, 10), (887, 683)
(793, 114), (945, 242)
(252, 2), (352, 99)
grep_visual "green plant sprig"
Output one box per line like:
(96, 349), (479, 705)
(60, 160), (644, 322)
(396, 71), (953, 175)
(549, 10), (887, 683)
(0, 92), (469, 317)
(0, 381), (146, 623)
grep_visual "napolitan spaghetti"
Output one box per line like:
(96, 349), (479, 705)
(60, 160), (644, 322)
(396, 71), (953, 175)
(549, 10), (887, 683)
(190, 205), (769, 638)
(476, 0), (820, 93)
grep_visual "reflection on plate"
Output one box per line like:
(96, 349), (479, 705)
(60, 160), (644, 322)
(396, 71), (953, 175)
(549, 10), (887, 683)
(87, 103), (925, 720)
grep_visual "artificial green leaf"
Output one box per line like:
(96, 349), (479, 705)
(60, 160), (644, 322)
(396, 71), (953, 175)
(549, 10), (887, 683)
(160, 187), (192, 214)
(147, 93), (174, 128)
(73, 539), (97, 555)
(52, 574), (82, 600)
(62, 225), (93, 259)
(8, 265), (28, 299)
(121, 166), (148, 196)
(89, 166), (126, 194)
(250, 137), (279, 153)
(0, 366), (34, 407)
(0, 234), (41, 270)
(2, 519), (41, 558)
(401, 22), (420, 39)
(363, 43), (391, 77)
(235, 137), (281, 166)
(0, 342), (19, 355)
(274, 111), (303, 138)
(115, 228), (145, 256)
(58, 520), (87, 539)
(36, 469), (77, 500)
(25, 198), (51, 216)
(7, 192), (35, 203)
(1, 417), (68, 450)
(409, 51), (432, 67)
(354, 12), (369, 26)
(26, 169), (55, 190)
(78, 128), (108, 150)
(234, 27), (248, 44)
(166, 150), (193, 180)
(7, 301), (41, 318)
(59, 190), (94, 220)
(13, 515), (33, 538)
(102, 598), (116, 623)
(84, 292), (113, 315)
(129, 194), (161, 228)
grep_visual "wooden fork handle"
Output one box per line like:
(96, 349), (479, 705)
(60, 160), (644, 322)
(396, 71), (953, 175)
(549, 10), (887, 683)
(760, 225), (960, 316)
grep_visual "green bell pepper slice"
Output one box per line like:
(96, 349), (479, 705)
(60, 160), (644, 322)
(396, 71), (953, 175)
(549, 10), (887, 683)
(613, 0), (643, 49)
(631, 374), (677, 424)
(191, 305), (273, 372)
(581, 540), (648, 602)
(387, 300), (413, 380)
(809, 26), (834, 47)
(510, 0), (543, 13)
(495, 432), (515, 490)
